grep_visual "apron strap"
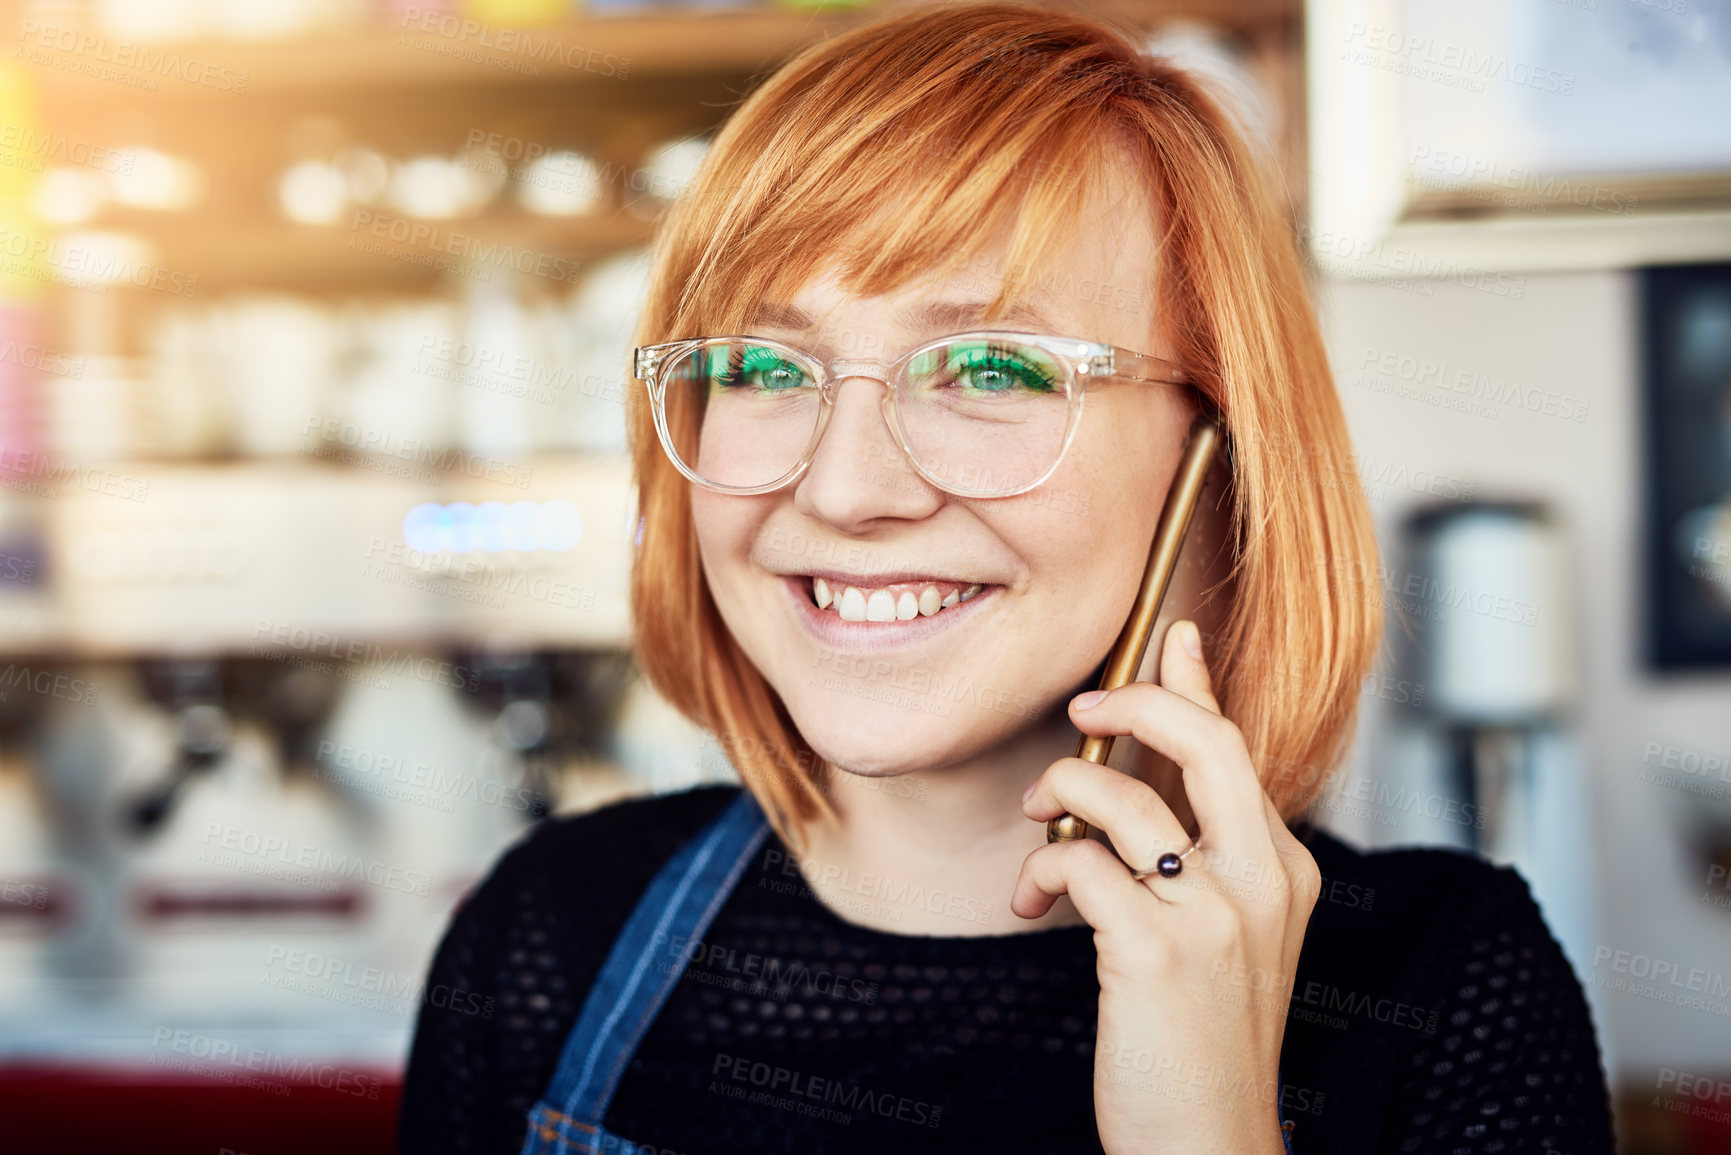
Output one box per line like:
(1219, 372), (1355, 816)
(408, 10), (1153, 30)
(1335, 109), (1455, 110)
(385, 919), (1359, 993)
(1276, 1068), (1296, 1153)
(521, 789), (769, 1155)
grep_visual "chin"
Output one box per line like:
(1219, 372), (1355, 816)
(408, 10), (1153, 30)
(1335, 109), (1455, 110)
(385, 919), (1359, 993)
(787, 683), (1028, 779)
(795, 712), (945, 777)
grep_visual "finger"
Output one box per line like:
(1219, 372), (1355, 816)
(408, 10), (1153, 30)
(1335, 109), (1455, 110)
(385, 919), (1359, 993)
(1011, 836), (1185, 927)
(1023, 756), (1194, 872)
(1067, 684), (1271, 865)
(1158, 619), (1222, 715)
(1262, 791), (1323, 950)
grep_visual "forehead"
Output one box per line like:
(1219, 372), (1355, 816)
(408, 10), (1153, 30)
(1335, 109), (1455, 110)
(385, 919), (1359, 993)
(762, 180), (1159, 349)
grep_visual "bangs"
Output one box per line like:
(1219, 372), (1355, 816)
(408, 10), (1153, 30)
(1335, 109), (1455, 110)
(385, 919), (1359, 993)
(661, 11), (1152, 338)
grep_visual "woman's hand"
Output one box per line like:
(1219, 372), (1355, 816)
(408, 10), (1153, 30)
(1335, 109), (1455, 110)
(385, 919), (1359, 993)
(1013, 619), (1320, 1155)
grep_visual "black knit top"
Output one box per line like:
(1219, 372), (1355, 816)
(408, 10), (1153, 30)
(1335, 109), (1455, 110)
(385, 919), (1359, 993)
(398, 784), (1616, 1154)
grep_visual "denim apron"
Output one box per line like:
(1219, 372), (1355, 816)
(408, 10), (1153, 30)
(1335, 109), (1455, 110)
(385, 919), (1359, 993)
(518, 788), (1300, 1154)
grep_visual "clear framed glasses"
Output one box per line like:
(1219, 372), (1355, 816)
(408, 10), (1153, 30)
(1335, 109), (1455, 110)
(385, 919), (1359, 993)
(631, 329), (1195, 499)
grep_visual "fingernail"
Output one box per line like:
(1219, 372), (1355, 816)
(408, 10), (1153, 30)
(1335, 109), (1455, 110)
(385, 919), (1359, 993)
(1181, 621), (1203, 660)
(1022, 779), (1038, 802)
(1072, 689), (1108, 710)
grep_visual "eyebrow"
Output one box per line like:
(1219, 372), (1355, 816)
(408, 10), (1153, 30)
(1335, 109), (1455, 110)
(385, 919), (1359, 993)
(749, 298), (1061, 336)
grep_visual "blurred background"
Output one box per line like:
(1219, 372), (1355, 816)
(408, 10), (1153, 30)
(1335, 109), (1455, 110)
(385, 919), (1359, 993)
(0, 0), (1724, 1151)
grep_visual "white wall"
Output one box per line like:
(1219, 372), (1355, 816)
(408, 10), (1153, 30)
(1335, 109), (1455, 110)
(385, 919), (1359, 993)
(1311, 268), (1731, 1080)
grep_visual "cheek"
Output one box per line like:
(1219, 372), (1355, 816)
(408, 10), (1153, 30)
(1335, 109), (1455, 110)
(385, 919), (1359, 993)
(1072, 389), (1193, 518)
(691, 493), (761, 603)
(1021, 500), (1148, 648)
(1024, 403), (1186, 627)
(977, 488), (1147, 685)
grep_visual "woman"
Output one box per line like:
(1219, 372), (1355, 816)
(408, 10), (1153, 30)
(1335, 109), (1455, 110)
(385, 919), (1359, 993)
(400, 4), (1616, 1153)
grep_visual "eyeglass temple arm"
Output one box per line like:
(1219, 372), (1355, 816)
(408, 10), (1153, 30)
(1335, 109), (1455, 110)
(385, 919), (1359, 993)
(1107, 345), (1189, 385)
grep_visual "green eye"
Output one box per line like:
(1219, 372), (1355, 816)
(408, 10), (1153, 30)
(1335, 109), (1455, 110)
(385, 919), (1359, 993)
(925, 342), (1060, 394)
(711, 344), (809, 392)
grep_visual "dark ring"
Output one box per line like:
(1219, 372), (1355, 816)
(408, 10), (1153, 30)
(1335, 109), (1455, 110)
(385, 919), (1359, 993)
(1129, 839), (1199, 882)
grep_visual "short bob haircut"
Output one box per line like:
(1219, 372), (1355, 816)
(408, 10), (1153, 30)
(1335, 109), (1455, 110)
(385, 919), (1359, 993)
(627, 0), (1382, 855)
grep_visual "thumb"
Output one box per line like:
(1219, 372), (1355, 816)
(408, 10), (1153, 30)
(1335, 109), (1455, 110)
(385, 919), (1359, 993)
(1158, 619), (1222, 716)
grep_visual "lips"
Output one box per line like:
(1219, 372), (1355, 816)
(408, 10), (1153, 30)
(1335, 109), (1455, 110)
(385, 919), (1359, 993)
(808, 575), (985, 621)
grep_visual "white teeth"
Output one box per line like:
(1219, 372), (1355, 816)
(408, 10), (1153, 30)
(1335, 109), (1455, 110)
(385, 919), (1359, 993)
(918, 585), (942, 616)
(809, 577), (987, 622)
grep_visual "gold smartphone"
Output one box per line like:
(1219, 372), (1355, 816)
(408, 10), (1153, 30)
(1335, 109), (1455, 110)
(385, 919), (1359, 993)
(1046, 413), (1223, 843)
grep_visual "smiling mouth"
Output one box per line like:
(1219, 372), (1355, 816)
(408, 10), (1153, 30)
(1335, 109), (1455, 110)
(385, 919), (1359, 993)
(803, 574), (987, 622)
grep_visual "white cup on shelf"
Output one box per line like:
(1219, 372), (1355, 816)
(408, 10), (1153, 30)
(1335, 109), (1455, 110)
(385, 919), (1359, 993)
(143, 306), (227, 460)
(455, 282), (534, 464)
(210, 295), (338, 459)
(46, 354), (139, 467)
(556, 248), (651, 457)
(330, 298), (461, 462)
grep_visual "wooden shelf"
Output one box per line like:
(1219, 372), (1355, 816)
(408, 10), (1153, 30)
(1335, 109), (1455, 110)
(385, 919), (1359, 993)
(98, 210), (658, 292)
(19, 454), (638, 658)
(20, 8), (859, 96)
(18, 2), (1297, 99)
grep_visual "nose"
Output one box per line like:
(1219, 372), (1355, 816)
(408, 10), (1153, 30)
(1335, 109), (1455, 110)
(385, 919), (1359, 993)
(791, 372), (943, 531)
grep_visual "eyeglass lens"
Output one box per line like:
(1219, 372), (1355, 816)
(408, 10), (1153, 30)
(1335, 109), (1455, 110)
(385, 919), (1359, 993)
(660, 338), (1073, 496)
